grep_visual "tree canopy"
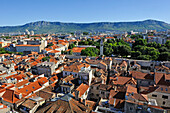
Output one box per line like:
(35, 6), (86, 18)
(81, 47), (99, 57)
(68, 43), (75, 49)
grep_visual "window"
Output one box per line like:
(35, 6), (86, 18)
(65, 72), (67, 75)
(101, 91), (104, 95)
(96, 94), (99, 97)
(161, 88), (163, 91)
(163, 101), (165, 105)
(130, 107), (133, 110)
(165, 88), (168, 91)
(70, 73), (72, 75)
(107, 93), (109, 98)
(162, 95), (168, 99)
(32, 86), (35, 89)
(152, 94), (157, 97)
(91, 86), (93, 89)
(26, 89), (28, 92)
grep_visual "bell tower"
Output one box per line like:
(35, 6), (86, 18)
(100, 38), (103, 56)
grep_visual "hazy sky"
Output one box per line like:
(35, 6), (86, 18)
(1, 0), (170, 26)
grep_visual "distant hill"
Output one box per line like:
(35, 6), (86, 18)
(0, 19), (170, 34)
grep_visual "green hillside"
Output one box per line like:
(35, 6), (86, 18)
(0, 19), (170, 34)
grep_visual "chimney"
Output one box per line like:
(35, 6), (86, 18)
(75, 90), (79, 100)
(19, 93), (22, 99)
(102, 78), (105, 84)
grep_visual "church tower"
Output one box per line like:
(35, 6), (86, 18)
(100, 38), (103, 56)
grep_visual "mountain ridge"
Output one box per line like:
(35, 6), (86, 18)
(0, 19), (170, 34)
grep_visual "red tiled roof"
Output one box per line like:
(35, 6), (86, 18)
(72, 47), (86, 53)
(2, 89), (20, 103)
(73, 83), (89, 97)
(37, 77), (48, 85)
(15, 80), (29, 88)
(17, 81), (42, 96)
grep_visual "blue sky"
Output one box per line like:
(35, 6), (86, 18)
(1, 0), (170, 26)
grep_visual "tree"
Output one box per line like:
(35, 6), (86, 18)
(18, 52), (23, 55)
(107, 39), (115, 43)
(81, 47), (99, 56)
(137, 55), (151, 60)
(131, 51), (142, 58)
(69, 50), (73, 55)
(130, 34), (143, 39)
(68, 43), (75, 49)
(47, 43), (54, 47)
(42, 56), (50, 61)
(159, 47), (169, 53)
(149, 50), (160, 60)
(104, 43), (114, 56)
(147, 42), (159, 48)
(83, 32), (89, 35)
(70, 32), (74, 35)
(158, 52), (170, 61)
(74, 41), (77, 45)
(165, 40), (170, 49)
(133, 45), (143, 51)
(132, 38), (147, 48)
(117, 45), (131, 57)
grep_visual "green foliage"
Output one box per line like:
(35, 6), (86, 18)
(107, 39), (115, 43)
(147, 42), (161, 48)
(0, 48), (15, 54)
(61, 50), (67, 55)
(81, 47), (99, 57)
(165, 40), (170, 49)
(130, 34), (143, 39)
(159, 47), (169, 53)
(1, 36), (11, 39)
(104, 43), (113, 56)
(47, 43), (54, 48)
(73, 41), (77, 45)
(131, 37), (168, 61)
(83, 32), (89, 35)
(117, 45), (131, 57)
(78, 39), (100, 49)
(102, 39), (130, 57)
(158, 52), (170, 61)
(137, 55), (151, 60)
(68, 44), (75, 49)
(132, 38), (147, 48)
(77, 34), (169, 61)
(70, 32), (74, 35)
(18, 52), (23, 55)
(131, 51), (142, 58)
(69, 50), (73, 55)
(42, 56), (50, 61)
